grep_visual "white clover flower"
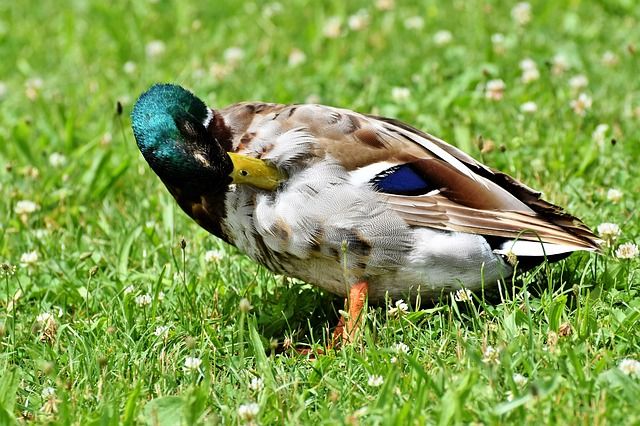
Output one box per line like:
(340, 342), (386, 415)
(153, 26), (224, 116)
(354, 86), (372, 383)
(123, 61), (137, 74)
(41, 387), (56, 398)
(597, 223), (621, 241)
(154, 325), (170, 337)
(238, 402), (260, 421)
(592, 123), (609, 145)
(224, 47), (245, 65)
(482, 345), (500, 364)
(367, 375), (384, 387)
(570, 93), (592, 116)
(145, 40), (166, 58)
(511, 2), (532, 25)
(36, 312), (55, 325)
(193, 69), (207, 82)
(551, 53), (570, 75)
(512, 373), (528, 386)
(20, 251), (39, 266)
(433, 30), (453, 46)
(209, 62), (231, 80)
(348, 10), (370, 31)
(183, 356), (202, 372)
(388, 299), (409, 317)
(601, 51), (619, 67)
(249, 377), (264, 391)
(40, 385), (59, 414)
(35, 312), (58, 343)
(288, 48), (306, 67)
(521, 68), (540, 84)
(391, 87), (410, 102)
(22, 165), (40, 179)
(393, 342), (410, 354)
(606, 188), (623, 203)
(25, 77), (44, 101)
(490, 33), (505, 44)
(1, 263), (17, 277)
(376, 0), (395, 11)
(520, 101), (538, 114)
(48, 152), (67, 168)
(619, 358), (640, 377)
(15, 200), (39, 215)
(454, 288), (473, 302)
(263, 2), (283, 18)
(204, 250), (223, 263)
(123, 285), (135, 295)
(615, 243), (639, 260)
(519, 58), (537, 71)
(404, 16), (424, 30)
(323, 16), (342, 38)
(485, 79), (506, 101)
(491, 33), (506, 54)
(135, 294), (152, 307)
(569, 74), (589, 91)
(239, 298), (253, 313)
(101, 132), (113, 145)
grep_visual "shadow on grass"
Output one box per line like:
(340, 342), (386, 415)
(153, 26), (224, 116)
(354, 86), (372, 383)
(253, 253), (598, 349)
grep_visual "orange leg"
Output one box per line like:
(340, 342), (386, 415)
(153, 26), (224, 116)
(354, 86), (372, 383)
(331, 281), (369, 347)
(294, 282), (369, 355)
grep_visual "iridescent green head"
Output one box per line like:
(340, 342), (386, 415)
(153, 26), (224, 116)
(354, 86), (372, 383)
(131, 84), (233, 193)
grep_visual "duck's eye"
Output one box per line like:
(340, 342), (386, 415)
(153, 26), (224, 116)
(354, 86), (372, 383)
(239, 170), (249, 177)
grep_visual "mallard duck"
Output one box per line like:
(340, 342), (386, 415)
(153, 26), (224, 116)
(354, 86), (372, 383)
(131, 84), (599, 342)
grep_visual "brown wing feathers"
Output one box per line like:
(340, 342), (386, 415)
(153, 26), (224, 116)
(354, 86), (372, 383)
(368, 115), (599, 250)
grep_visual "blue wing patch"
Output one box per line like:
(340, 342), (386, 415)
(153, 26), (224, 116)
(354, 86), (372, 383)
(371, 164), (434, 195)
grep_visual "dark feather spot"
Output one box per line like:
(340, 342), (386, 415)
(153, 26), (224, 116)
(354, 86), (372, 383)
(327, 111), (342, 125)
(238, 132), (256, 150)
(354, 128), (385, 148)
(271, 217), (292, 243)
(253, 103), (271, 113)
(371, 164), (434, 195)
(346, 114), (361, 133)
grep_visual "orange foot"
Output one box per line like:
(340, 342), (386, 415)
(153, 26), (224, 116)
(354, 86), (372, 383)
(294, 281), (369, 356)
(331, 281), (369, 348)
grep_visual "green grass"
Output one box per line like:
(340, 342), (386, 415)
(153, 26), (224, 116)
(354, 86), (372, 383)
(1, 0), (639, 424)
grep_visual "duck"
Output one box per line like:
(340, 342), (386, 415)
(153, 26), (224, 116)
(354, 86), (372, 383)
(131, 83), (599, 344)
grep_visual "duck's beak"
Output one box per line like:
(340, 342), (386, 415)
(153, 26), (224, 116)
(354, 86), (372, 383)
(227, 152), (286, 191)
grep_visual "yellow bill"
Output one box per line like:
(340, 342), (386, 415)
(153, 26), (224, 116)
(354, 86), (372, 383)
(227, 152), (286, 191)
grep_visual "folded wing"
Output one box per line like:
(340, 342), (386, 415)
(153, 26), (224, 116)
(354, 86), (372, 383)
(328, 108), (600, 256)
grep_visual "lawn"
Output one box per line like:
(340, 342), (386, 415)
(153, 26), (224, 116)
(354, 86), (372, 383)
(1, 0), (639, 424)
